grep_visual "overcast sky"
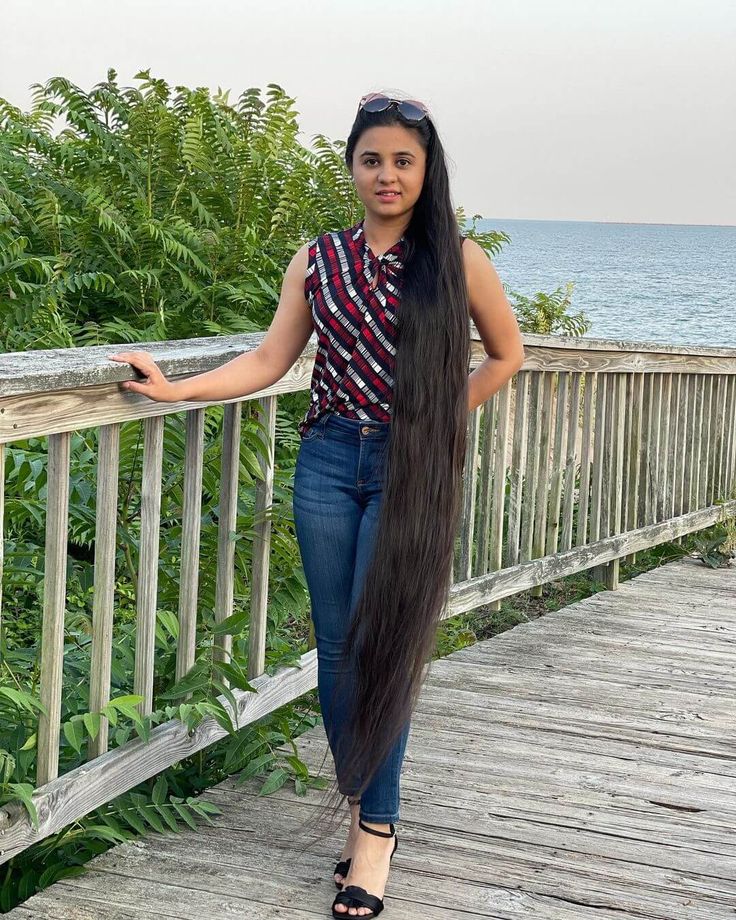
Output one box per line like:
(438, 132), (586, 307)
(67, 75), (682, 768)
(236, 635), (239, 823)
(2, 0), (734, 226)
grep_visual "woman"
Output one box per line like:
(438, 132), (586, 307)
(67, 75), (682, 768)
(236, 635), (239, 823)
(110, 91), (524, 918)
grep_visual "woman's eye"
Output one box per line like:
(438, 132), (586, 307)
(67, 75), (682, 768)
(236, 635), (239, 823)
(364, 158), (410, 167)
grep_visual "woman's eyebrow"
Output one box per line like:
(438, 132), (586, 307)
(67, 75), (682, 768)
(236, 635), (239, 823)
(359, 150), (416, 157)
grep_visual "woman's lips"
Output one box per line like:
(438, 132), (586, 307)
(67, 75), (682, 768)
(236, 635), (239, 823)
(376, 191), (400, 200)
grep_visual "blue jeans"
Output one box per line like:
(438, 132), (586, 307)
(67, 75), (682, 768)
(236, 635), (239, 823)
(293, 412), (411, 824)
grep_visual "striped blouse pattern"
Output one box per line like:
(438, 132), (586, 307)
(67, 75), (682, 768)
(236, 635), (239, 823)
(297, 218), (466, 437)
(297, 218), (405, 437)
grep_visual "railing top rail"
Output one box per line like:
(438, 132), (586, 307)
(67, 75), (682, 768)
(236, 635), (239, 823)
(1, 328), (736, 399)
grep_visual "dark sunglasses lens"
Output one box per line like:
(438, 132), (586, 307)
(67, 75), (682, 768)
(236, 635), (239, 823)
(397, 101), (426, 121)
(362, 96), (391, 113)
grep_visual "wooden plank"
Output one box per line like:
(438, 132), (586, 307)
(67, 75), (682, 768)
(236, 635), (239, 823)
(589, 372), (606, 549)
(175, 408), (205, 686)
(713, 374), (727, 501)
(727, 374), (736, 498)
(213, 402), (242, 667)
(604, 374), (626, 588)
(488, 382), (511, 611)
(658, 373), (673, 521)
(668, 373), (681, 519)
(0, 443), (4, 639)
(623, 372), (643, 563)
(88, 424), (121, 760)
(10, 558), (736, 920)
(248, 395), (277, 680)
(506, 371), (528, 566)
(36, 432), (71, 786)
(694, 375), (706, 509)
(683, 374), (696, 515)
(3, 329), (736, 399)
(473, 392), (495, 577)
(458, 403), (481, 580)
(702, 374), (714, 506)
(559, 372), (580, 553)
(530, 372), (554, 596)
(520, 371), (541, 564)
(134, 416), (164, 716)
(532, 374), (560, 572)
(576, 372), (595, 545)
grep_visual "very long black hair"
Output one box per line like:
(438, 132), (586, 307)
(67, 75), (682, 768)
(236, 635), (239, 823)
(285, 96), (471, 844)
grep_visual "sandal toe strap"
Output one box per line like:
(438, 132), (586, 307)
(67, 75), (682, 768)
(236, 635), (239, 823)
(334, 858), (351, 875)
(339, 885), (384, 915)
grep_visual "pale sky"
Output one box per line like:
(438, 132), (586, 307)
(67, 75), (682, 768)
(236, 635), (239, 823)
(2, 0), (734, 225)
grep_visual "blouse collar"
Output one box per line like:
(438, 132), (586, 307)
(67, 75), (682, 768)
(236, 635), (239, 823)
(352, 218), (406, 266)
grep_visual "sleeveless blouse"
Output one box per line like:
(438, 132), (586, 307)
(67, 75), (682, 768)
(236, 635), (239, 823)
(298, 218), (465, 438)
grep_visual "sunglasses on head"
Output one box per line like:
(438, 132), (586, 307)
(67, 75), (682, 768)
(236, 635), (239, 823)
(358, 93), (429, 122)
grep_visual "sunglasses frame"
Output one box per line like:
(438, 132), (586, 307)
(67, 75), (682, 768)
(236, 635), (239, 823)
(358, 93), (429, 122)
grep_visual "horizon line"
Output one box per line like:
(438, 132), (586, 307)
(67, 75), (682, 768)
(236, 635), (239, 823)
(480, 217), (736, 229)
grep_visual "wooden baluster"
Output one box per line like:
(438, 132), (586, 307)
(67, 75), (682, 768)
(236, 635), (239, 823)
(589, 372), (607, 566)
(725, 376), (736, 499)
(603, 374), (626, 590)
(214, 403), (242, 668)
(667, 374), (681, 521)
(176, 408), (205, 687)
(694, 375), (706, 509)
(639, 374), (653, 527)
(248, 395), (277, 680)
(88, 424), (121, 759)
(487, 382), (511, 612)
(675, 375), (689, 520)
(713, 375), (726, 500)
(592, 374), (611, 585)
(560, 372), (581, 553)
(546, 372), (569, 558)
(474, 393), (496, 578)
(530, 372), (554, 597)
(576, 372), (595, 547)
(621, 373), (633, 535)
(37, 432), (71, 785)
(506, 371), (528, 567)
(0, 443), (4, 644)
(520, 371), (541, 566)
(683, 375), (697, 515)
(627, 373), (645, 562)
(701, 375), (714, 506)
(458, 405), (481, 581)
(134, 416), (164, 717)
(650, 374), (663, 522)
(656, 373), (672, 522)
(711, 375), (726, 503)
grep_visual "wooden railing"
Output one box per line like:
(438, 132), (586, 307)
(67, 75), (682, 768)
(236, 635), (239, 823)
(0, 328), (734, 861)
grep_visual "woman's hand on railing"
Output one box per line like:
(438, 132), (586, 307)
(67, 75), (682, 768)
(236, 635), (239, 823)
(107, 351), (181, 402)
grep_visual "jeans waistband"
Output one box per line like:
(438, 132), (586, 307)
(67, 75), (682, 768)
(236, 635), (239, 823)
(322, 412), (391, 441)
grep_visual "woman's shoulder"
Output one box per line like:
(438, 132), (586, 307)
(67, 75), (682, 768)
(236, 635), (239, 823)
(310, 222), (359, 249)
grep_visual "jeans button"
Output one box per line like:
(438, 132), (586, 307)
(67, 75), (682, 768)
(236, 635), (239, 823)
(361, 426), (371, 435)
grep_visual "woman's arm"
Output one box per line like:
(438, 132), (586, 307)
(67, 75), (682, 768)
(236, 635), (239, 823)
(108, 243), (314, 402)
(462, 238), (525, 411)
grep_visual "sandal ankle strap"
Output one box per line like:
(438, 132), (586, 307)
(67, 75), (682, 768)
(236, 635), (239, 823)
(358, 818), (395, 837)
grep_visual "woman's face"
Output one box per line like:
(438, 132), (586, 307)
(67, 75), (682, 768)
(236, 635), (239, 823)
(350, 124), (427, 220)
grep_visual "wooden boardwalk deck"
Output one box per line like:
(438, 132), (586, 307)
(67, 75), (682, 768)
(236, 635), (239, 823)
(9, 557), (736, 919)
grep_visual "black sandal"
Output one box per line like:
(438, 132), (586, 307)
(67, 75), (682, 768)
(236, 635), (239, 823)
(331, 819), (398, 918)
(333, 797), (360, 889)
